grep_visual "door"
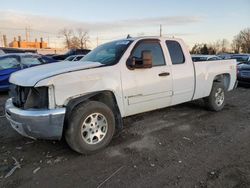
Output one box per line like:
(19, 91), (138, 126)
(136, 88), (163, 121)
(165, 40), (195, 105)
(121, 40), (173, 116)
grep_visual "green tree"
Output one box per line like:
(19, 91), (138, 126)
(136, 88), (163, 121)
(200, 44), (209, 55)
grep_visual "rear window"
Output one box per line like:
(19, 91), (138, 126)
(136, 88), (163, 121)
(166, 41), (185, 65)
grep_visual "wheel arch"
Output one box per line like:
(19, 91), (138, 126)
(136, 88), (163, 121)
(213, 73), (231, 91)
(63, 90), (123, 133)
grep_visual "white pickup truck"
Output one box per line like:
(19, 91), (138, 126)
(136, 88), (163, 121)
(5, 37), (237, 154)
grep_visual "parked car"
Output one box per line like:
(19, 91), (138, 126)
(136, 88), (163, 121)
(217, 53), (233, 60)
(6, 37), (237, 154)
(52, 49), (90, 61)
(0, 47), (37, 54)
(0, 49), (5, 55)
(231, 54), (250, 64)
(64, 55), (85, 61)
(237, 62), (250, 85)
(0, 54), (57, 91)
(192, 55), (222, 62)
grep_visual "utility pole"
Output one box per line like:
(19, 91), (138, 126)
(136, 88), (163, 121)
(96, 35), (99, 47)
(0, 32), (2, 47)
(25, 27), (28, 41)
(28, 26), (31, 41)
(160, 24), (162, 37)
(25, 26), (31, 41)
(47, 35), (50, 47)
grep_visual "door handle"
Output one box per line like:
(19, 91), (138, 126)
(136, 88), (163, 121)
(158, 72), (170, 77)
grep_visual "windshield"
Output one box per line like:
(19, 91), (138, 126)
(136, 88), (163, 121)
(21, 56), (43, 66)
(0, 56), (20, 70)
(81, 40), (132, 65)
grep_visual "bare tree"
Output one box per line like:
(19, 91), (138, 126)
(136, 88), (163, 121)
(59, 28), (73, 49)
(210, 39), (230, 54)
(221, 39), (230, 53)
(70, 36), (80, 49)
(59, 28), (89, 49)
(232, 35), (242, 53)
(239, 28), (250, 53)
(232, 28), (250, 53)
(77, 28), (89, 49)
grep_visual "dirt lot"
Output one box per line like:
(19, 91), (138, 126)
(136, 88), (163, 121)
(0, 86), (250, 188)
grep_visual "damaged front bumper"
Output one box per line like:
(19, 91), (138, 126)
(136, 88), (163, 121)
(5, 98), (66, 140)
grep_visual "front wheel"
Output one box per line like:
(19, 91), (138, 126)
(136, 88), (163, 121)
(65, 101), (115, 154)
(204, 82), (226, 111)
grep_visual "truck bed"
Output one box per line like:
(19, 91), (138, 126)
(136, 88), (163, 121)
(192, 59), (237, 100)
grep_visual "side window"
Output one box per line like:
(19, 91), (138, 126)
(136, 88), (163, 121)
(132, 41), (165, 66)
(166, 41), (185, 65)
(75, 56), (83, 61)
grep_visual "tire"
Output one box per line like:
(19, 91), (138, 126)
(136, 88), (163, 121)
(204, 82), (226, 111)
(65, 101), (115, 154)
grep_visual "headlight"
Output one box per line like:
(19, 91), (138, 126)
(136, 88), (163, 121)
(10, 85), (48, 109)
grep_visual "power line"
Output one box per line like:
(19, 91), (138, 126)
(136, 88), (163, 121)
(0, 27), (58, 35)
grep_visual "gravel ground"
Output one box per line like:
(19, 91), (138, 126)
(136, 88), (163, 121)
(0, 86), (250, 188)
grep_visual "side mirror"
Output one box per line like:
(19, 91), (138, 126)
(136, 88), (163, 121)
(127, 50), (153, 69)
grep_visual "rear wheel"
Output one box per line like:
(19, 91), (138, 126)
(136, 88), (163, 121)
(204, 82), (226, 111)
(65, 101), (115, 154)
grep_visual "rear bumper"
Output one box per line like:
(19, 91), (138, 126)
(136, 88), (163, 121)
(5, 98), (66, 140)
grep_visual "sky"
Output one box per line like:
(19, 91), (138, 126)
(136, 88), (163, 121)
(0, 0), (249, 49)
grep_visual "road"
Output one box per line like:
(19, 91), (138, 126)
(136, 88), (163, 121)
(0, 86), (250, 188)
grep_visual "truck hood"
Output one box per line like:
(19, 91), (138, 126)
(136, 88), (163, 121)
(10, 61), (103, 87)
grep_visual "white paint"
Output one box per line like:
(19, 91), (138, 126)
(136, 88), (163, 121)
(9, 37), (237, 118)
(9, 61), (102, 86)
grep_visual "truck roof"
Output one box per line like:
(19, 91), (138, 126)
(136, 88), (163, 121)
(126, 36), (181, 41)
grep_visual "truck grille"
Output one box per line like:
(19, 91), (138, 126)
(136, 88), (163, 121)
(9, 85), (48, 109)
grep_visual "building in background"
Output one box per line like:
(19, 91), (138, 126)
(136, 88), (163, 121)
(9, 36), (47, 49)
(0, 35), (70, 55)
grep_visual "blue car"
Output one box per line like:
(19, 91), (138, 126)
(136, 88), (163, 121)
(231, 54), (250, 65)
(237, 63), (250, 85)
(0, 53), (57, 91)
